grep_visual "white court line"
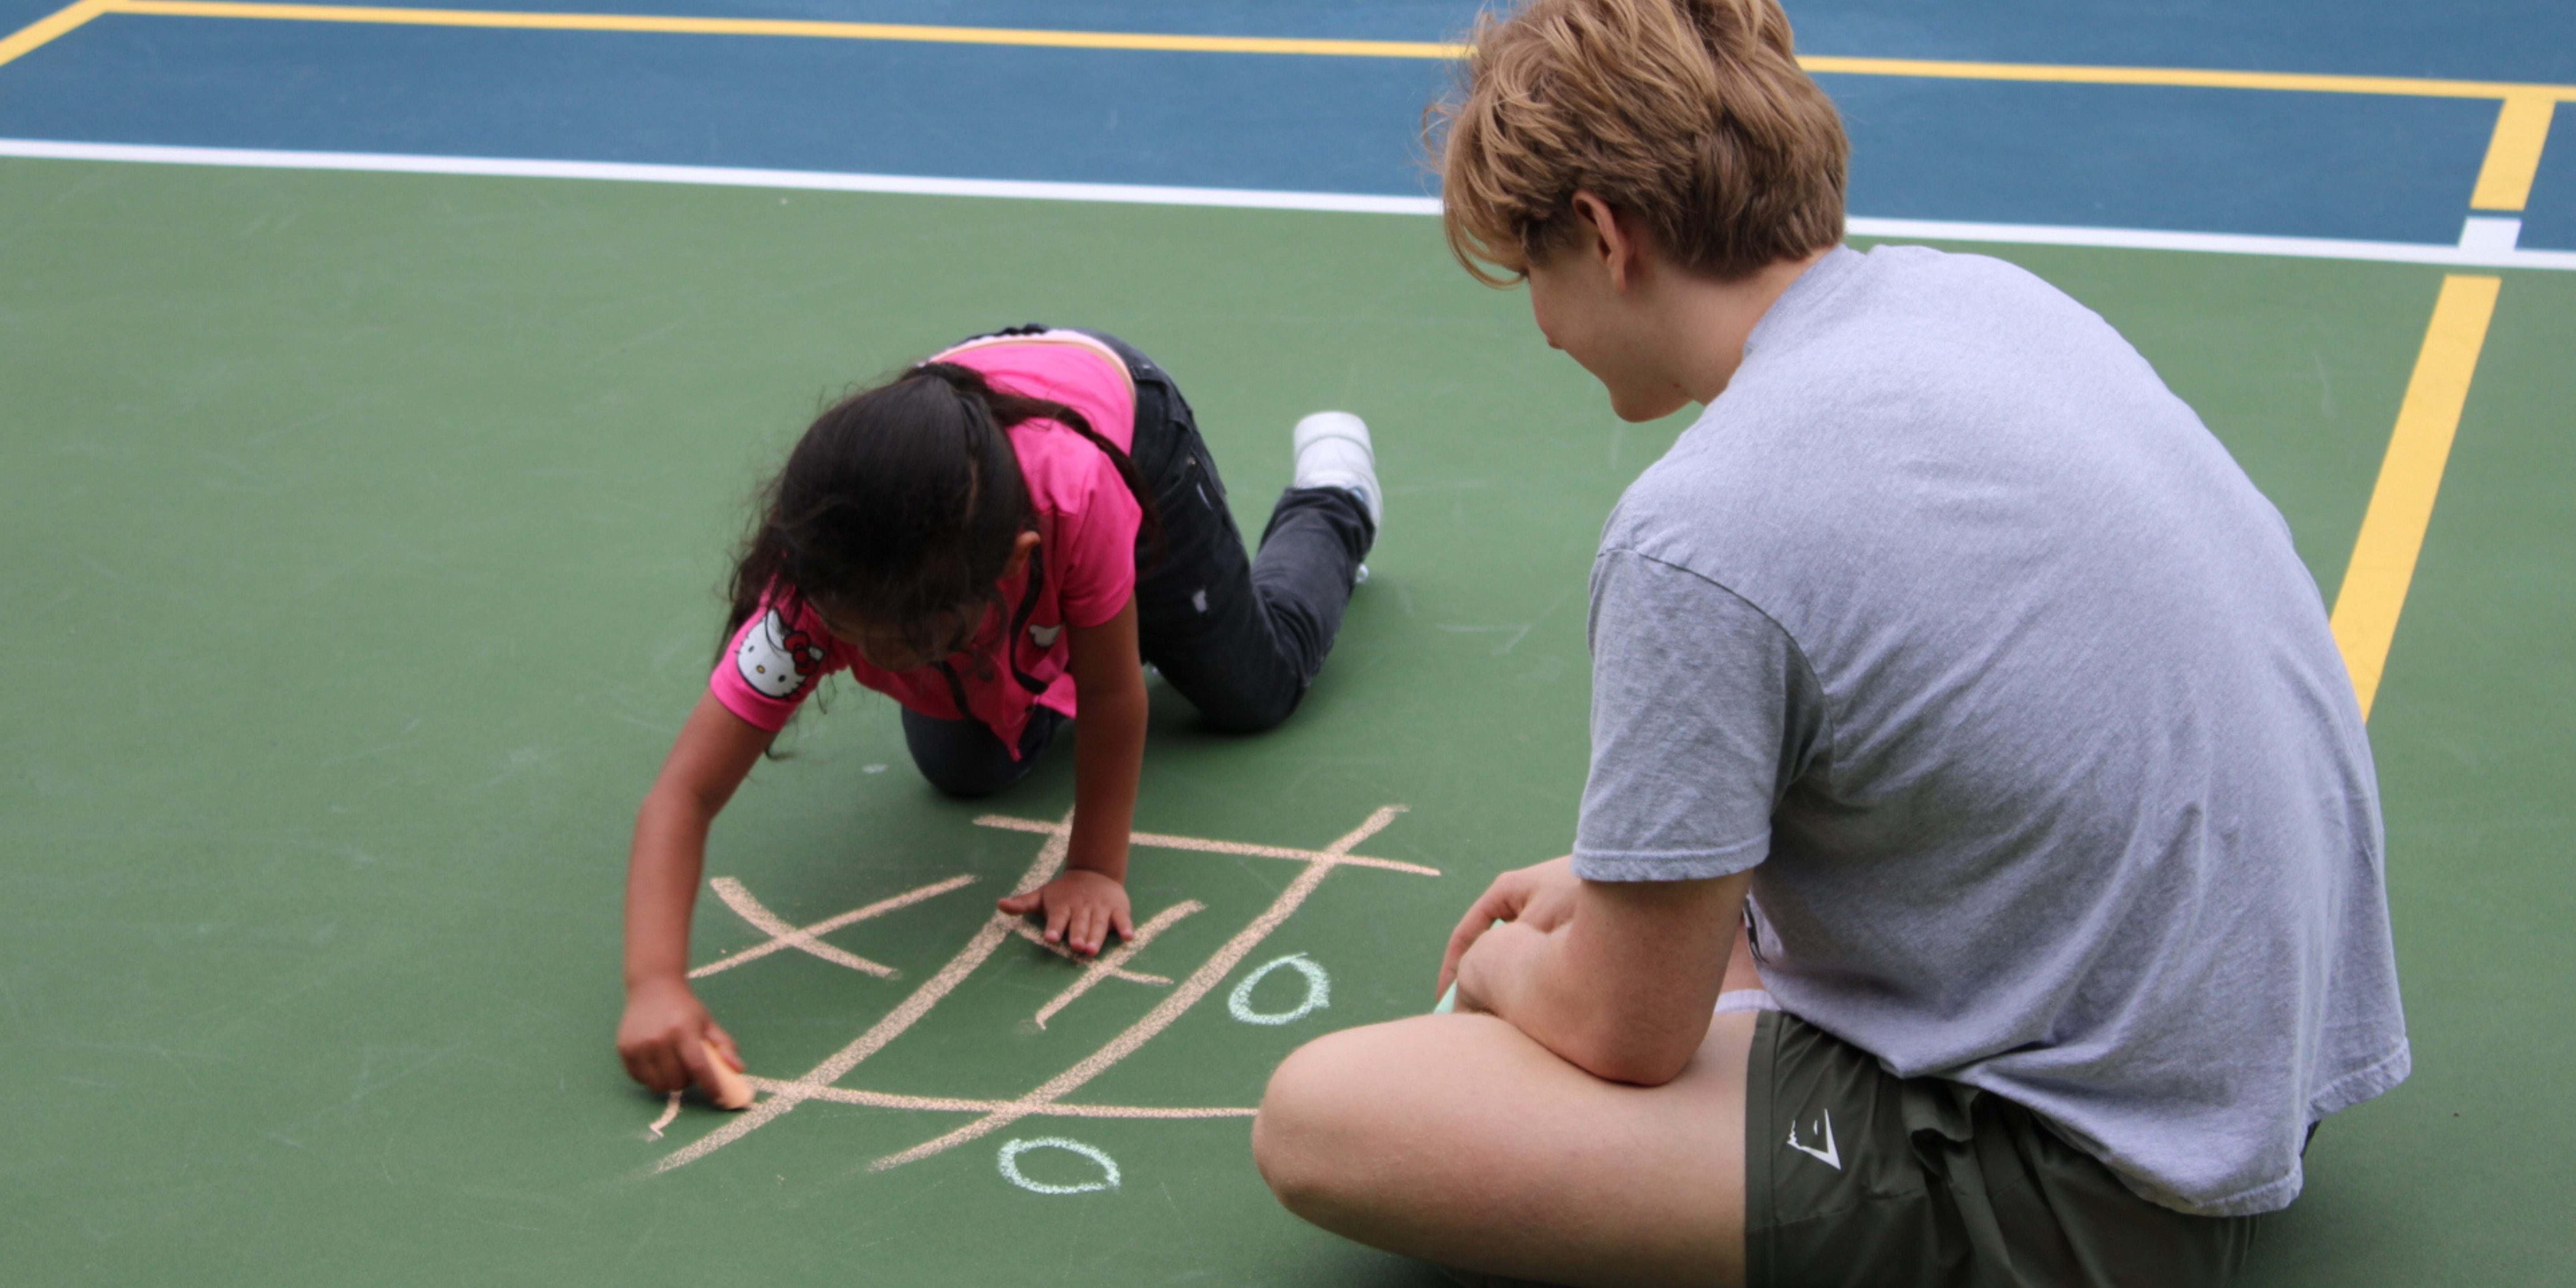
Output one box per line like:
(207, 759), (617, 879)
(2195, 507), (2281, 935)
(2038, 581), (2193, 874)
(1031, 900), (1204, 1029)
(0, 138), (1439, 213)
(869, 806), (1412, 1171)
(653, 809), (1075, 1172)
(1842, 214), (2576, 271)
(8, 138), (2576, 271)
(691, 874), (976, 979)
(745, 1076), (1253, 1119)
(974, 813), (1443, 877)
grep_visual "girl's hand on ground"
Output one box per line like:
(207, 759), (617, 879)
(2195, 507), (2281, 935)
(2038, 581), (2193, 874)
(998, 870), (1135, 957)
(1437, 855), (1581, 999)
(616, 976), (743, 1096)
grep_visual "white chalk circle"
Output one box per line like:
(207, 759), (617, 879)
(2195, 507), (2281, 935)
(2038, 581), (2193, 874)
(997, 1137), (1122, 1195)
(1228, 953), (1331, 1026)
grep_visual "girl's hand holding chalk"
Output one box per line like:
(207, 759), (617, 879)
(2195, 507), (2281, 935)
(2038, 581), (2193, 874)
(616, 976), (750, 1108)
(698, 1040), (753, 1110)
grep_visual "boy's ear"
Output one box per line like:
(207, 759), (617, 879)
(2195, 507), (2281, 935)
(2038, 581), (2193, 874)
(1570, 190), (1643, 291)
(1003, 529), (1042, 579)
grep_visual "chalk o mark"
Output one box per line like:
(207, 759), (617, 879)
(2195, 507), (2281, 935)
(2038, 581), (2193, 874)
(997, 1137), (1121, 1195)
(1228, 954), (1330, 1025)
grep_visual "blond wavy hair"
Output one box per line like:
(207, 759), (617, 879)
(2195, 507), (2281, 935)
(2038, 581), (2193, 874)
(1434, 0), (1847, 284)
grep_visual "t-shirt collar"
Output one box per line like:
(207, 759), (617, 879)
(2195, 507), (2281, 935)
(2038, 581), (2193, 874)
(1741, 243), (1865, 361)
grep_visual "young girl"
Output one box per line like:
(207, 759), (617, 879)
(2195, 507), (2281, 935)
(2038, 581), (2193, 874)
(616, 325), (1381, 1100)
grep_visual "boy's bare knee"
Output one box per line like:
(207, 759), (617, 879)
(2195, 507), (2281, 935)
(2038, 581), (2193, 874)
(1254, 1027), (1388, 1217)
(1257, 1020), (1442, 1221)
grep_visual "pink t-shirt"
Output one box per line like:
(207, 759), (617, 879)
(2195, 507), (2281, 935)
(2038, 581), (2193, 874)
(708, 332), (1141, 754)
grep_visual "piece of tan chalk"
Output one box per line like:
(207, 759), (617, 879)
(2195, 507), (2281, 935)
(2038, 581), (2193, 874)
(701, 1040), (754, 1111)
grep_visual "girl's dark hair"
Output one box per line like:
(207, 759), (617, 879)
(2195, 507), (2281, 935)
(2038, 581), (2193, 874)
(723, 360), (1154, 666)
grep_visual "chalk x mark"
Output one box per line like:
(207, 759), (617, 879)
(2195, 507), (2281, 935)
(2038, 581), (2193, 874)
(1027, 900), (1204, 1027)
(1015, 917), (1180, 984)
(868, 805), (1410, 1171)
(998, 1137), (1119, 1195)
(691, 873), (977, 979)
(653, 810), (1075, 1172)
(1228, 954), (1330, 1025)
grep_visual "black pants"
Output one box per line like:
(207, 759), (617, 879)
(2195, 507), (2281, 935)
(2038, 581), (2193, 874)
(903, 328), (1375, 798)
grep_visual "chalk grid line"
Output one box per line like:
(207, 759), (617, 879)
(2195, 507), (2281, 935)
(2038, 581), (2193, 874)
(654, 805), (1427, 1174)
(743, 1078), (1254, 1120)
(975, 812), (1440, 876)
(866, 805), (1410, 1171)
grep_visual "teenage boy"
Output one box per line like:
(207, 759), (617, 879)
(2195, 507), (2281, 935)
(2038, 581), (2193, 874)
(1249, 0), (2408, 1284)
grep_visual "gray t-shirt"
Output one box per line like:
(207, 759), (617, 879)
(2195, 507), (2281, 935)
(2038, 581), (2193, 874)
(1574, 245), (2408, 1217)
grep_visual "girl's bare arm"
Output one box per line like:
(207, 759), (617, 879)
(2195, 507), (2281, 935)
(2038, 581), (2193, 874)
(1064, 596), (1146, 883)
(618, 690), (774, 1094)
(999, 596), (1146, 954)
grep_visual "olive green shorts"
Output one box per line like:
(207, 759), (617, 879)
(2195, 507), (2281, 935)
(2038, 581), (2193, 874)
(1745, 1011), (2258, 1288)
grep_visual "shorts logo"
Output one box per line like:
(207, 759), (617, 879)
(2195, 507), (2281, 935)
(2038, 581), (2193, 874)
(737, 609), (826, 700)
(1786, 1109), (1842, 1171)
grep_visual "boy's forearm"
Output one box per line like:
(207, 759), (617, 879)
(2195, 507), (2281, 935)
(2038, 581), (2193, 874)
(1458, 922), (1601, 1058)
(1465, 926), (1706, 1084)
(1066, 684), (1147, 879)
(1460, 877), (1743, 1085)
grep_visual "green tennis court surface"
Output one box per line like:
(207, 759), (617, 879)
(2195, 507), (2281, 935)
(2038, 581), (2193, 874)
(4, 157), (2571, 1284)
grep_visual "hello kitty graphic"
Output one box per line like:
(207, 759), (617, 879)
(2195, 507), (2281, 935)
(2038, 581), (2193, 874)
(736, 609), (828, 700)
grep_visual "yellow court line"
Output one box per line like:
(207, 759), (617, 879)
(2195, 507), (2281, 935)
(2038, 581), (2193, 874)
(108, 0), (1471, 57)
(0, 0), (117, 68)
(2470, 95), (2558, 211)
(2330, 274), (2501, 721)
(48, 0), (2576, 105)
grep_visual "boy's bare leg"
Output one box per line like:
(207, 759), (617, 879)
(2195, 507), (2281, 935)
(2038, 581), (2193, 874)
(1253, 1008), (1759, 1288)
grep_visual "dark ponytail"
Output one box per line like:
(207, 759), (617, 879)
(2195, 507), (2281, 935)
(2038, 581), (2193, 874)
(722, 360), (1157, 666)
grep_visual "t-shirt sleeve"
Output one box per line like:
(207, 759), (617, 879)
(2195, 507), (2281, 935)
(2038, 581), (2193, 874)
(708, 595), (845, 732)
(1573, 549), (1823, 882)
(1045, 450), (1143, 629)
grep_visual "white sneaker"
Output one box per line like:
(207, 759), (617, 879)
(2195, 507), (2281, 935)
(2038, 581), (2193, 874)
(1291, 411), (1381, 531)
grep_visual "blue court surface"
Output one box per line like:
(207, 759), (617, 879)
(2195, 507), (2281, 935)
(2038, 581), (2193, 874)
(1, 0), (2574, 248)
